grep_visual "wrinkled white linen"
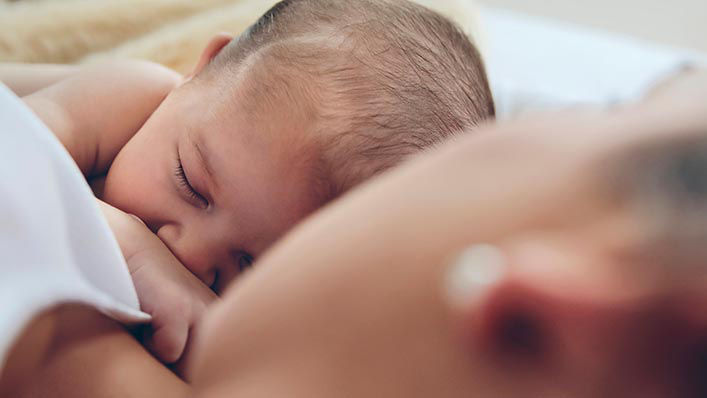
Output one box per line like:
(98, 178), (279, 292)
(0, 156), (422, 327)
(0, 83), (148, 373)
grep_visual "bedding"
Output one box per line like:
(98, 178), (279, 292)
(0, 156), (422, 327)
(0, 0), (478, 74)
(1, 0), (704, 120)
(479, 6), (707, 119)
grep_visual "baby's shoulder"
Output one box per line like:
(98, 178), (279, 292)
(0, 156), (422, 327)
(24, 61), (180, 176)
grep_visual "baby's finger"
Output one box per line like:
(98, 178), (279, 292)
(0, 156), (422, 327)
(172, 329), (197, 380)
(143, 314), (189, 364)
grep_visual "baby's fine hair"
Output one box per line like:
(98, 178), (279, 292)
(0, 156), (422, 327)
(205, 0), (495, 199)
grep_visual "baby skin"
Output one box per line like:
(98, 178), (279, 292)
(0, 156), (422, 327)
(16, 36), (323, 367)
(19, 45), (272, 366)
(2, 0), (495, 370)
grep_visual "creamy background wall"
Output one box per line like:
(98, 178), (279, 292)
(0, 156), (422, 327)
(477, 0), (707, 52)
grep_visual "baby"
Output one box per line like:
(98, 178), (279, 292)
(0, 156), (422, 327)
(5, 0), (494, 365)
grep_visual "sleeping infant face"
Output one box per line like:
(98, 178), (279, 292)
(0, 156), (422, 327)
(102, 0), (495, 293)
(102, 68), (322, 293)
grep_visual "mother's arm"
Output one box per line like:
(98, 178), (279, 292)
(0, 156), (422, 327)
(2, 306), (188, 398)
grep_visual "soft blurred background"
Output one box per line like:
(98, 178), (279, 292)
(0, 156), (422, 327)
(2, 0), (705, 71)
(1, 0), (704, 119)
(480, 0), (707, 52)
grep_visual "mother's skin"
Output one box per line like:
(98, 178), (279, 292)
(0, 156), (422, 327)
(2, 71), (707, 397)
(191, 70), (707, 397)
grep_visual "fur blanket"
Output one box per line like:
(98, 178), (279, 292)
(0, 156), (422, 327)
(0, 0), (479, 74)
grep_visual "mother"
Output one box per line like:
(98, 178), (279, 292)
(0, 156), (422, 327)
(3, 71), (707, 397)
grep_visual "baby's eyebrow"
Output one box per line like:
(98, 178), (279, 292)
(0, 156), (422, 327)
(193, 137), (217, 190)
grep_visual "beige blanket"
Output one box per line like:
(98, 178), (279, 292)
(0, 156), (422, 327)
(0, 0), (479, 74)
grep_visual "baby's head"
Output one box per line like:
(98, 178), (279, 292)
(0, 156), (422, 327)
(103, 0), (494, 292)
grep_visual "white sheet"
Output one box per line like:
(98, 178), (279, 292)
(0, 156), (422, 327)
(0, 83), (149, 373)
(477, 7), (707, 119)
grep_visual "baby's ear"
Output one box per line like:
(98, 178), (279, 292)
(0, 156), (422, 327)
(184, 33), (234, 81)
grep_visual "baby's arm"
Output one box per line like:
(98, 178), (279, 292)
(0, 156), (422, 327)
(20, 60), (180, 177)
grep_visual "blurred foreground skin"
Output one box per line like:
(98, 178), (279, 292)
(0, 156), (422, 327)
(190, 70), (707, 398)
(2, 71), (706, 397)
(0, 307), (188, 398)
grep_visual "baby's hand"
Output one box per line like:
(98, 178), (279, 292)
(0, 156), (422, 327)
(127, 240), (217, 365)
(99, 200), (216, 365)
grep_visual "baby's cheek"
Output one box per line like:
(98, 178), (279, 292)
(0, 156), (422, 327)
(107, 149), (158, 195)
(102, 164), (153, 220)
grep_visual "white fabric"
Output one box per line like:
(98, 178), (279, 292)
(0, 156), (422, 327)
(477, 7), (707, 120)
(0, 83), (149, 372)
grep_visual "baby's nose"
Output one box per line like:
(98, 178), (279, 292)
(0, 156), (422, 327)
(156, 224), (218, 287)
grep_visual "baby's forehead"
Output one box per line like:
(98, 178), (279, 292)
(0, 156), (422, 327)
(201, 54), (335, 175)
(205, 59), (324, 156)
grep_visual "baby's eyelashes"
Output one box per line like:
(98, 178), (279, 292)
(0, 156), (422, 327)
(174, 154), (209, 209)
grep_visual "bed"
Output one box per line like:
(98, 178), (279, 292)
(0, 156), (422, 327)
(1, 0), (703, 119)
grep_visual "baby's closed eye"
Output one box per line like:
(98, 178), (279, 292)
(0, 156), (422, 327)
(174, 154), (208, 209)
